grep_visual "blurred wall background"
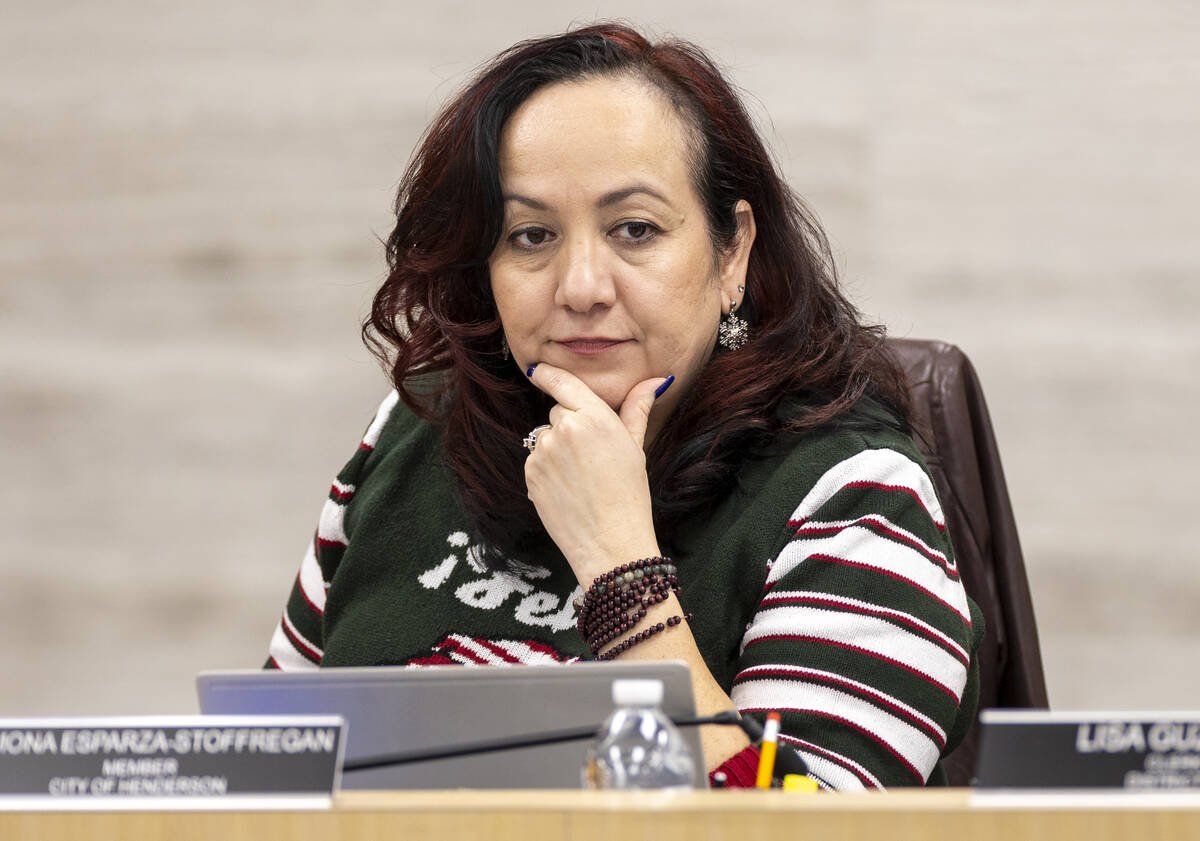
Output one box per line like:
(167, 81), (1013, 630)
(2, 0), (1197, 715)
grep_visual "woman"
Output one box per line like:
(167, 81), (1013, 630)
(267, 23), (982, 790)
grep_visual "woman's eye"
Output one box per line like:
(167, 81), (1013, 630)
(611, 221), (658, 243)
(509, 227), (555, 250)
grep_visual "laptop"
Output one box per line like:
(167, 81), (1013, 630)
(197, 661), (703, 789)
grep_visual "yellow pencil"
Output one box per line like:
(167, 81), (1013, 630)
(755, 712), (781, 789)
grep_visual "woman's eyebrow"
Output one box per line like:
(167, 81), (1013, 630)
(502, 184), (673, 212)
(596, 184), (672, 208)
(502, 193), (550, 211)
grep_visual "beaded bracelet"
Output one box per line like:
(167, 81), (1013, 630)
(596, 613), (694, 661)
(575, 556), (679, 630)
(574, 557), (684, 657)
(575, 557), (679, 649)
(584, 583), (674, 654)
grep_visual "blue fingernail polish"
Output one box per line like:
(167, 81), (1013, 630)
(654, 375), (675, 399)
(525, 363), (538, 378)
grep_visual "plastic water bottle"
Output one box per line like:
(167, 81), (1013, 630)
(583, 678), (697, 789)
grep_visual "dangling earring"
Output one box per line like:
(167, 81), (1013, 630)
(500, 334), (510, 361)
(717, 297), (749, 350)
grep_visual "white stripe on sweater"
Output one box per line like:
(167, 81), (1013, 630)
(442, 635), (568, 666)
(269, 622), (319, 671)
(760, 590), (969, 664)
(787, 449), (944, 527)
(733, 677), (941, 779)
(798, 514), (952, 571)
(298, 539), (328, 614)
(741, 604), (969, 698)
(362, 391), (400, 449)
(317, 497), (348, 545)
(497, 639), (571, 665)
(441, 635), (511, 665)
(767, 526), (971, 622)
(735, 663), (947, 744)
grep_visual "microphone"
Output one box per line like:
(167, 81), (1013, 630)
(701, 708), (764, 739)
(697, 710), (810, 778)
(344, 708), (808, 779)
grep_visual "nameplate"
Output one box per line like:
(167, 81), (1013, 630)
(0, 715), (345, 810)
(976, 710), (1200, 790)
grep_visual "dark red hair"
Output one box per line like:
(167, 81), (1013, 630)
(365, 23), (910, 550)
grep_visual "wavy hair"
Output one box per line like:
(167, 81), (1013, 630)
(364, 23), (911, 550)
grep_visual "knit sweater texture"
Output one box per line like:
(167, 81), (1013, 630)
(268, 391), (983, 790)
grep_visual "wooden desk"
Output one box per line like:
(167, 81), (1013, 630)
(3, 788), (1200, 841)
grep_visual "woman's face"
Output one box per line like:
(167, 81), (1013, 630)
(489, 75), (754, 427)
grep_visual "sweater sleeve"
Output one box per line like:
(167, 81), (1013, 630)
(265, 391), (401, 670)
(728, 447), (978, 790)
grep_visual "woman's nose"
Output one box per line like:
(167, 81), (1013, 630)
(554, 234), (616, 312)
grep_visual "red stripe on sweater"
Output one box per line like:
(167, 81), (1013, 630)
(439, 637), (491, 665)
(280, 613), (321, 664)
(789, 481), (946, 532)
(296, 570), (325, 618)
(757, 593), (970, 667)
(733, 666), (946, 748)
(743, 634), (961, 703)
(793, 517), (957, 578)
(773, 553), (972, 628)
(407, 653), (457, 666)
(473, 638), (523, 664)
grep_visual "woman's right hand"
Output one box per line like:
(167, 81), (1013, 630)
(522, 362), (669, 585)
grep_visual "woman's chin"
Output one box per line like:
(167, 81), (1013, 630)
(574, 374), (636, 411)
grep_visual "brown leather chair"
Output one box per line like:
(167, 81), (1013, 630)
(887, 338), (1049, 786)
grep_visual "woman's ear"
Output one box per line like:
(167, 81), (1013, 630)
(719, 200), (756, 312)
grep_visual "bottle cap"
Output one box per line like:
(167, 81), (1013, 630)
(611, 678), (664, 706)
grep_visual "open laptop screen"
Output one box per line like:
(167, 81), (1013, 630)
(197, 661), (702, 789)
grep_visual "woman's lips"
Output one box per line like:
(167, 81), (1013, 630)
(555, 338), (629, 357)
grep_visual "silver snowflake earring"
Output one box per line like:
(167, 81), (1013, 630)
(717, 297), (749, 350)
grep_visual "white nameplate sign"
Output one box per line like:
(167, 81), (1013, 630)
(0, 715), (345, 810)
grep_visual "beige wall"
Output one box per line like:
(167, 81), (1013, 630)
(2, 0), (1197, 715)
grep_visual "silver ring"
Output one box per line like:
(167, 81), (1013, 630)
(522, 424), (552, 453)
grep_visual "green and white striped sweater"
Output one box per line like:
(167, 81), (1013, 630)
(267, 391), (982, 790)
